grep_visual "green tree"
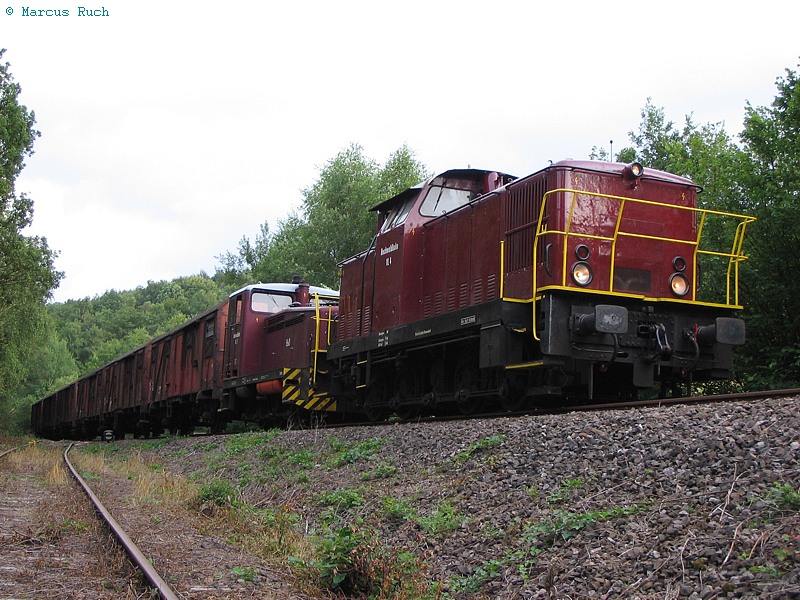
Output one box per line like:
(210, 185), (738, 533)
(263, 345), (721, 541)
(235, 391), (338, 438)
(221, 143), (429, 288)
(629, 102), (756, 304)
(626, 99), (749, 212)
(7, 314), (79, 433)
(738, 62), (800, 387)
(0, 49), (62, 415)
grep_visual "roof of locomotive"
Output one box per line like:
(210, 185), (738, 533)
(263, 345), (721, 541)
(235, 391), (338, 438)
(230, 282), (339, 298)
(534, 159), (700, 190)
(370, 161), (699, 214)
(369, 168), (517, 213)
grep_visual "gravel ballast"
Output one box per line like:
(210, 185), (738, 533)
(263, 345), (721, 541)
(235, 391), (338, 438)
(140, 395), (800, 598)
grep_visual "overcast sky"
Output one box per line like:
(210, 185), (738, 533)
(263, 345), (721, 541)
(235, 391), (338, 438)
(4, 0), (798, 302)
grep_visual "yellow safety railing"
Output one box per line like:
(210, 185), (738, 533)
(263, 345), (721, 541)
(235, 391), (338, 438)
(501, 188), (755, 342)
(311, 293), (339, 386)
(533, 188), (755, 305)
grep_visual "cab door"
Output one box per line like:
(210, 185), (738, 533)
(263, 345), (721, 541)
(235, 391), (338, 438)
(224, 293), (243, 378)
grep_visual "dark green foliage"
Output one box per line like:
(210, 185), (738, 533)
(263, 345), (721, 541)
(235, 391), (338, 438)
(48, 274), (228, 374)
(623, 76), (800, 389)
(217, 143), (430, 288)
(198, 478), (239, 507)
(299, 525), (425, 596)
(0, 50), (62, 432)
(327, 436), (386, 467)
(764, 482), (800, 511)
(737, 64), (800, 387)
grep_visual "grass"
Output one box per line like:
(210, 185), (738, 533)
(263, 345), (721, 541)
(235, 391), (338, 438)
(224, 430), (283, 455)
(447, 434), (506, 467)
(327, 436), (387, 467)
(418, 502), (465, 536)
(291, 524), (433, 598)
(764, 482), (800, 510)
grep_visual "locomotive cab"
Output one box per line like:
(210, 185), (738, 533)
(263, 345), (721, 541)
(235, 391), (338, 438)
(221, 279), (339, 427)
(338, 169), (514, 339)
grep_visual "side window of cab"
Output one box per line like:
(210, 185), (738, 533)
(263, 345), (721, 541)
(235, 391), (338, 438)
(379, 196), (415, 233)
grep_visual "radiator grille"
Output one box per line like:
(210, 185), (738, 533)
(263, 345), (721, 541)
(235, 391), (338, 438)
(505, 176), (546, 272)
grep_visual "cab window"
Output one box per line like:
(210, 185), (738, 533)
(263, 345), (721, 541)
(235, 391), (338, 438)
(419, 186), (474, 217)
(251, 292), (292, 313)
(380, 196), (415, 233)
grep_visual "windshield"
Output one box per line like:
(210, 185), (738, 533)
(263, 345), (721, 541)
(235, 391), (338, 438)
(251, 292), (293, 313)
(419, 186), (474, 217)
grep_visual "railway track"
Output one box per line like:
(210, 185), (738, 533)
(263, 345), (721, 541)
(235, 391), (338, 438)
(0, 442), (145, 598)
(2, 443), (180, 599)
(3, 440), (314, 599)
(319, 387), (800, 430)
(63, 443), (179, 600)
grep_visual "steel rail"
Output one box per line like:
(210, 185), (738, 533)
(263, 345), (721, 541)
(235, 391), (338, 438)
(556, 387), (800, 414)
(0, 446), (22, 459)
(63, 443), (180, 600)
(316, 388), (800, 430)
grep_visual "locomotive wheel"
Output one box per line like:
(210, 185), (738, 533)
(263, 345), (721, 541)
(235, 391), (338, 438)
(457, 396), (482, 415)
(453, 352), (481, 415)
(499, 375), (525, 412)
(397, 361), (423, 402)
(365, 405), (388, 422)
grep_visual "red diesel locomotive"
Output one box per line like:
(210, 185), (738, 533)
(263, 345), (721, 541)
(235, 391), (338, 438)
(328, 160), (755, 417)
(32, 159), (755, 439)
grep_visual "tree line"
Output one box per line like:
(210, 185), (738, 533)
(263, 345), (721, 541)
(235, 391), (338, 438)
(1, 50), (799, 434)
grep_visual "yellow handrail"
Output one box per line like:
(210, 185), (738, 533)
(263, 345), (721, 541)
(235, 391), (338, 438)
(310, 293), (338, 387)
(502, 188), (755, 338)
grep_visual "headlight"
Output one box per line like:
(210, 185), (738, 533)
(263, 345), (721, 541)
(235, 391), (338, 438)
(672, 256), (687, 272)
(670, 273), (689, 296)
(623, 162), (644, 179)
(571, 262), (593, 286)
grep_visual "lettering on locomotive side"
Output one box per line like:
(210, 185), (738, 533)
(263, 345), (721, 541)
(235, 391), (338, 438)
(377, 330), (389, 347)
(460, 315), (476, 326)
(380, 242), (399, 256)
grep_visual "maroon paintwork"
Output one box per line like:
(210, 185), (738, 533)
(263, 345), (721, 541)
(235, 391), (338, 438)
(338, 161), (703, 342)
(32, 301), (229, 439)
(149, 303), (227, 406)
(32, 280), (340, 439)
(223, 282), (339, 389)
(338, 169), (513, 340)
(331, 160), (751, 408)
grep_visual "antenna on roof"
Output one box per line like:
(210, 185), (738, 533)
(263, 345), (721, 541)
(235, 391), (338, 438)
(610, 140), (614, 162)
